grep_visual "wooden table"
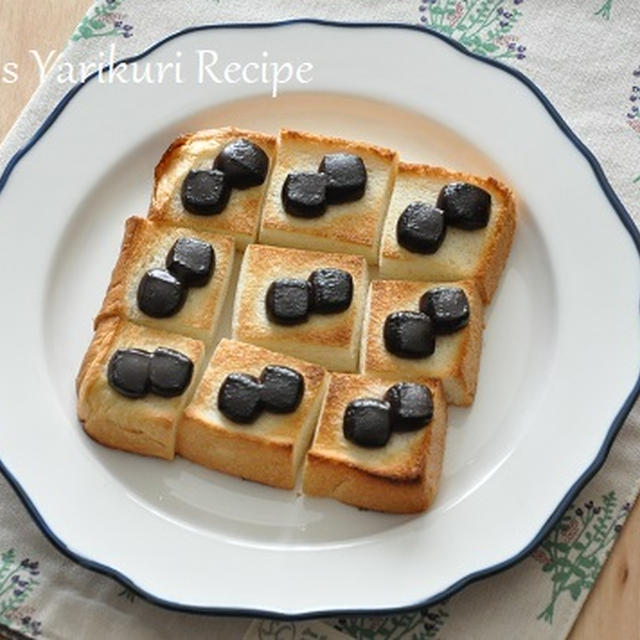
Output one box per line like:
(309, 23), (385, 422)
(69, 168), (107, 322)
(0, 1), (637, 637)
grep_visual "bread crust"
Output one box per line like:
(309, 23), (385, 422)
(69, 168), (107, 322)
(232, 244), (369, 372)
(361, 279), (484, 406)
(94, 216), (234, 343)
(77, 318), (206, 460)
(379, 162), (516, 303)
(148, 127), (277, 248)
(302, 373), (447, 513)
(177, 339), (328, 489)
(259, 128), (399, 263)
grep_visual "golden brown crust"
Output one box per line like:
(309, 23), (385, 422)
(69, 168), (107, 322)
(379, 163), (516, 303)
(361, 279), (484, 406)
(302, 374), (447, 513)
(94, 216), (235, 343)
(259, 128), (399, 263)
(77, 318), (206, 460)
(232, 244), (369, 371)
(149, 127), (277, 248)
(177, 339), (329, 489)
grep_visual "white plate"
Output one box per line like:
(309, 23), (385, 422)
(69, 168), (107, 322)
(1, 21), (639, 617)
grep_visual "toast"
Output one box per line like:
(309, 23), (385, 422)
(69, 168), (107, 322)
(176, 339), (328, 489)
(232, 244), (369, 372)
(95, 217), (234, 343)
(361, 279), (484, 406)
(302, 373), (447, 513)
(149, 127), (277, 249)
(259, 129), (398, 264)
(76, 317), (207, 460)
(378, 162), (516, 303)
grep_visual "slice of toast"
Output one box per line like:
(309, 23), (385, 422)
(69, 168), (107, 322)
(76, 317), (207, 460)
(259, 129), (398, 264)
(302, 373), (447, 514)
(232, 243), (369, 372)
(95, 217), (235, 344)
(378, 162), (516, 303)
(148, 127), (276, 249)
(176, 339), (328, 489)
(361, 279), (484, 406)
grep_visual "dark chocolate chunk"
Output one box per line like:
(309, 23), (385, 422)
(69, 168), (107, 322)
(308, 268), (353, 314)
(217, 372), (263, 424)
(343, 398), (391, 448)
(107, 348), (151, 398)
(419, 286), (470, 334)
(318, 153), (367, 204)
(149, 347), (194, 397)
(260, 365), (305, 413)
(265, 278), (312, 325)
(213, 138), (269, 189)
(281, 172), (328, 218)
(436, 182), (491, 230)
(137, 268), (187, 318)
(181, 169), (231, 215)
(384, 382), (433, 432)
(166, 237), (215, 287)
(383, 311), (435, 359)
(396, 202), (446, 254)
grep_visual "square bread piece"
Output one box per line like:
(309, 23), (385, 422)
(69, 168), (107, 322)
(361, 279), (483, 406)
(148, 127), (276, 249)
(303, 373), (447, 514)
(379, 163), (516, 303)
(95, 217), (234, 344)
(259, 129), (398, 264)
(76, 317), (207, 460)
(176, 339), (328, 489)
(232, 244), (369, 372)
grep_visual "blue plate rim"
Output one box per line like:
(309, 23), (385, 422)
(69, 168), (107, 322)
(1, 18), (639, 620)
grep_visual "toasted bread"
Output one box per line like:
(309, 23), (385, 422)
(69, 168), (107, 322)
(361, 279), (484, 406)
(95, 217), (234, 344)
(378, 162), (516, 303)
(232, 244), (369, 372)
(176, 339), (328, 489)
(76, 317), (207, 460)
(259, 129), (398, 264)
(148, 127), (276, 249)
(302, 373), (447, 513)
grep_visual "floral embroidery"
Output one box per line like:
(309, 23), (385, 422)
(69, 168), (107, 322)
(418, 0), (527, 61)
(628, 65), (640, 183)
(71, 0), (134, 41)
(534, 492), (631, 624)
(0, 550), (43, 637)
(594, 0), (614, 19)
(117, 587), (137, 603)
(422, 603), (450, 638)
(334, 613), (428, 639)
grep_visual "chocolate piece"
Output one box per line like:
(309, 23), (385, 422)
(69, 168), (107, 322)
(181, 169), (231, 215)
(318, 153), (367, 204)
(308, 268), (353, 314)
(396, 202), (446, 254)
(383, 311), (435, 359)
(436, 182), (491, 230)
(343, 398), (391, 448)
(281, 172), (328, 218)
(166, 237), (215, 287)
(137, 268), (187, 318)
(213, 138), (269, 189)
(217, 373), (263, 424)
(260, 365), (305, 413)
(384, 382), (433, 432)
(149, 347), (194, 397)
(265, 278), (312, 325)
(107, 348), (151, 399)
(419, 286), (470, 334)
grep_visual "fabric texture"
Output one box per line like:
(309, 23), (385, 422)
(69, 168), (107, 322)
(0, 1), (638, 638)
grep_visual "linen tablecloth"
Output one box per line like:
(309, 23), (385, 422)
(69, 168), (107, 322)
(1, 2), (639, 638)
